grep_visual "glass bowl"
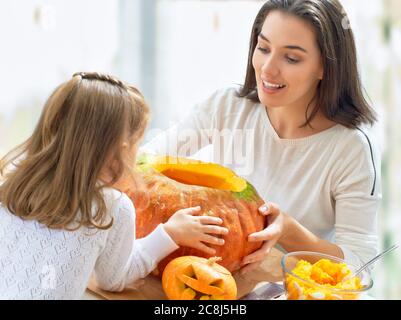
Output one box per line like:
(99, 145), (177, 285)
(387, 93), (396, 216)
(281, 251), (373, 300)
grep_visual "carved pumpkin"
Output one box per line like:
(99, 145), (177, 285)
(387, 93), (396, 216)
(121, 154), (266, 274)
(162, 256), (237, 300)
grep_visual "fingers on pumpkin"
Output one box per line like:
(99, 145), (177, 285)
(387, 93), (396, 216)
(195, 242), (217, 255)
(201, 234), (225, 246)
(248, 228), (272, 241)
(180, 206), (202, 215)
(259, 202), (280, 215)
(259, 204), (269, 213)
(198, 216), (223, 225)
(259, 240), (274, 255)
(242, 241), (273, 265)
(201, 225), (229, 235)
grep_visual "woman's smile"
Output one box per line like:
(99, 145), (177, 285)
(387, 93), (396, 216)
(261, 79), (287, 95)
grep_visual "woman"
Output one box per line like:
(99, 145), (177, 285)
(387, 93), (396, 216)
(142, 0), (381, 274)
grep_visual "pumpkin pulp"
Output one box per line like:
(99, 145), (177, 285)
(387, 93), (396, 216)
(137, 155), (247, 192)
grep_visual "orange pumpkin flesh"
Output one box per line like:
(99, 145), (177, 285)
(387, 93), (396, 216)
(162, 256), (237, 300)
(119, 154), (266, 274)
(150, 156), (247, 192)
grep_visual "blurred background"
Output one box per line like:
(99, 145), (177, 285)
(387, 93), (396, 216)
(0, 0), (400, 299)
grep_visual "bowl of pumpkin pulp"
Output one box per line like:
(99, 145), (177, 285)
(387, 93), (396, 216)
(281, 251), (373, 300)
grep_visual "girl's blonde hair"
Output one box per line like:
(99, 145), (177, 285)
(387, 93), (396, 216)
(0, 72), (150, 230)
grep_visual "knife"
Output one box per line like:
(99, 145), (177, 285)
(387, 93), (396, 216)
(239, 282), (285, 300)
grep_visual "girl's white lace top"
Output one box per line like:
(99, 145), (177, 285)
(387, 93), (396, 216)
(0, 188), (179, 299)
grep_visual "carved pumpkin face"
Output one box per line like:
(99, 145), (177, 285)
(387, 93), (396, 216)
(162, 256), (237, 300)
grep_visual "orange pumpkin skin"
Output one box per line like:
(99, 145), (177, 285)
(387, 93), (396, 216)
(162, 256), (237, 300)
(124, 155), (266, 274)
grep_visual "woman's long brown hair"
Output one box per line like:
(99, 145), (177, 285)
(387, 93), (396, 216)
(0, 72), (149, 230)
(237, 0), (377, 128)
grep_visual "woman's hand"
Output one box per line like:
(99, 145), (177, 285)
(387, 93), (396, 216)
(163, 206), (229, 255)
(240, 202), (287, 275)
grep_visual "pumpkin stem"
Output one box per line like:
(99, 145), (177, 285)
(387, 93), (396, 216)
(208, 257), (222, 265)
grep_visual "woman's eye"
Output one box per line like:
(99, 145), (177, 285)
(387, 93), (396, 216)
(286, 56), (300, 64)
(257, 47), (269, 54)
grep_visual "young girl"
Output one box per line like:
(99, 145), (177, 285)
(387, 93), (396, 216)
(0, 72), (228, 299)
(142, 0), (381, 274)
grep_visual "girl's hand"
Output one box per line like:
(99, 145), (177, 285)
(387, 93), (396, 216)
(163, 206), (229, 255)
(240, 202), (286, 275)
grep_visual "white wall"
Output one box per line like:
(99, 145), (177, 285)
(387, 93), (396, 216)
(0, 0), (120, 154)
(151, 0), (263, 133)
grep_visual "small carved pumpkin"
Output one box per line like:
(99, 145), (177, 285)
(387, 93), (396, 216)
(162, 256), (237, 300)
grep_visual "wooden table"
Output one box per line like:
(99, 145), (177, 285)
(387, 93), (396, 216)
(85, 248), (288, 300)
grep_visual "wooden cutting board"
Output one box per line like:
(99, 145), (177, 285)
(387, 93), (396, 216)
(87, 247), (289, 300)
